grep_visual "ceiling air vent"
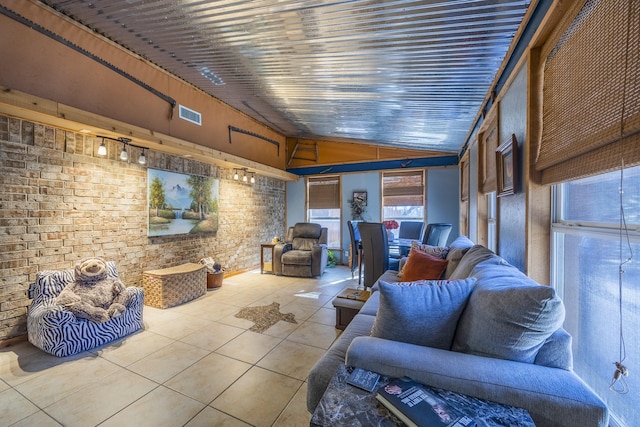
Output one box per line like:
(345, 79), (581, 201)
(178, 105), (202, 126)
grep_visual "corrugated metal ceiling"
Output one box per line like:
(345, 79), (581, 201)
(40, 0), (531, 153)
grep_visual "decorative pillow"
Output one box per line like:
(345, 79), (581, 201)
(399, 248), (449, 281)
(448, 245), (496, 280)
(371, 279), (476, 350)
(397, 242), (447, 279)
(444, 236), (475, 278)
(411, 241), (449, 258)
(451, 276), (566, 364)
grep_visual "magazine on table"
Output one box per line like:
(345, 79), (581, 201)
(337, 288), (371, 302)
(376, 377), (475, 427)
(346, 367), (381, 392)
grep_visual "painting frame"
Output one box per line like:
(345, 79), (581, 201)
(496, 134), (517, 197)
(353, 191), (367, 206)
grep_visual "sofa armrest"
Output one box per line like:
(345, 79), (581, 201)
(28, 300), (77, 329)
(311, 243), (328, 276)
(346, 336), (608, 427)
(273, 242), (291, 275)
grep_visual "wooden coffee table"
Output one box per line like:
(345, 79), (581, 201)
(310, 365), (536, 427)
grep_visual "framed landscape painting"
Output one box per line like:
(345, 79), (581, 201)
(147, 168), (219, 236)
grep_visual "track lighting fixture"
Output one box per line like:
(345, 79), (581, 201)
(138, 149), (146, 165)
(232, 168), (255, 184)
(97, 140), (107, 156)
(120, 144), (128, 161)
(96, 136), (147, 166)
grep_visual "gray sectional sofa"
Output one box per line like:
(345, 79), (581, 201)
(307, 236), (608, 427)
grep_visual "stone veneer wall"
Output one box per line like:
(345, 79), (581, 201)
(0, 114), (286, 342)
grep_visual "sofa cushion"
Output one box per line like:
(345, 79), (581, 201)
(444, 235), (475, 278)
(452, 259), (566, 364)
(292, 238), (318, 251)
(534, 328), (573, 370)
(371, 278), (476, 350)
(399, 248), (449, 281)
(282, 249), (312, 265)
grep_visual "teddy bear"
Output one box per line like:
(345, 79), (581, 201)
(55, 257), (131, 323)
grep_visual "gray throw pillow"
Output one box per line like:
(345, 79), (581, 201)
(451, 266), (566, 363)
(371, 278), (476, 350)
(444, 236), (475, 278)
(448, 245), (497, 280)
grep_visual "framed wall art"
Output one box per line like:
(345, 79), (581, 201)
(147, 168), (220, 236)
(496, 134), (518, 197)
(353, 191), (367, 206)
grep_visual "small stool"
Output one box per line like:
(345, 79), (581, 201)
(332, 297), (365, 330)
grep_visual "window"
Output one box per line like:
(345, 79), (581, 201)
(382, 170), (425, 238)
(552, 166), (640, 427)
(307, 176), (341, 248)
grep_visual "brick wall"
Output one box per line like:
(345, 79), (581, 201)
(0, 115), (286, 342)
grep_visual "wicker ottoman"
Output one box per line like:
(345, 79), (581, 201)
(143, 263), (207, 309)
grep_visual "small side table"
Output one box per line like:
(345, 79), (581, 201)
(260, 242), (277, 274)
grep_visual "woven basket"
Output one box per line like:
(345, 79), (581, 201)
(142, 263), (206, 309)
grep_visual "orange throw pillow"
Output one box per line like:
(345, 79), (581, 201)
(400, 248), (449, 281)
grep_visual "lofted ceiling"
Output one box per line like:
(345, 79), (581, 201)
(39, 0), (532, 155)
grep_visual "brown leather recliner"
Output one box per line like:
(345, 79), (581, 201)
(273, 223), (328, 277)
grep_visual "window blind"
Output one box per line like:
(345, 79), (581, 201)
(382, 170), (424, 207)
(308, 176), (340, 209)
(537, 0), (640, 184)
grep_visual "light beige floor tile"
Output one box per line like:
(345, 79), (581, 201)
(216, 311), (258, 329)
(128, 341), (209, 383)
(307, 307), (337, 326)
(43, 369), (157, 427)
(280, 300), (321, 321)
(141, 306), (184, 324)
(0, 378), (8, 392)
(96, 330), (174, 367)
(260, 315), (302, 339)
(185, 406), (252, 427)
(212, 366), (302, 427)
(291, 291), (334, 308)
(99, 386), (205, 427)
(273, 382), (311, 427)
(0, 343), (84, 387)
(180, 322), (245, 351)
(164, 352), (251, 404)
(257, 340), (326, 380)
(216, 331), (282, 364)
(286, 320), (340, 349)
(10, 410), (63, 427)
(186, 301), (247, 322)
(15, 355), (123, 408)
(146, 313), (215, 340)
(0, 388), (40, 425)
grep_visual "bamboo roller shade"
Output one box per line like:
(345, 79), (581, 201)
(538, 0), (640, 184)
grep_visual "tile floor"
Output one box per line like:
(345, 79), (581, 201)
(0, 265), (360, 427)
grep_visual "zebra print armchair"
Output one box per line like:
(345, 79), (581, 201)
(27, 261), (144, 357)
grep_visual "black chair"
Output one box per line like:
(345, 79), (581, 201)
(396, 221), (424, 256)
(347, 220), (363, 283)
(399, 221), (424, 240)
(358, 222), (399, 289)
(422, 223), (453, 246)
